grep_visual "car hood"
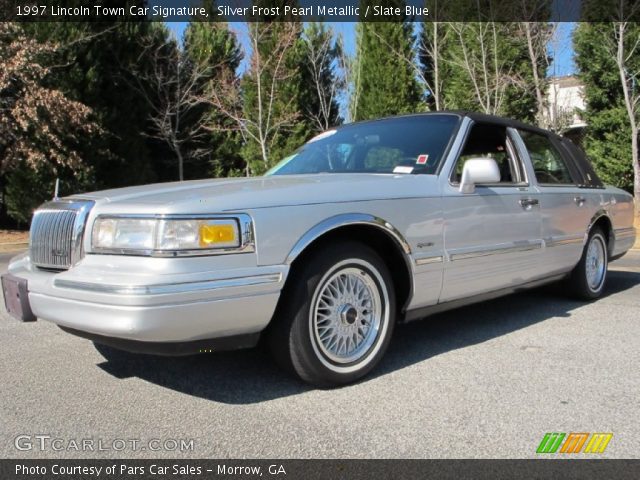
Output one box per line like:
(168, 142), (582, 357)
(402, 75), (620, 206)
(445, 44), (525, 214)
(72, 174), (439, 213)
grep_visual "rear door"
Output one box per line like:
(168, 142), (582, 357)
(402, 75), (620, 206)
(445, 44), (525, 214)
(514, 129), (593, 274)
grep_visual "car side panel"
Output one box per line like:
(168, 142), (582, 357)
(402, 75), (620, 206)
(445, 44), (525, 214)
(536, 186), (594, 274)
(251, 192), (446, 311)
(439, 184), (545, 302)
(607, 187), (636, 257)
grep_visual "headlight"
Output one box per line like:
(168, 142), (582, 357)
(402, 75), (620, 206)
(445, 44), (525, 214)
(91, 215), (251, 256)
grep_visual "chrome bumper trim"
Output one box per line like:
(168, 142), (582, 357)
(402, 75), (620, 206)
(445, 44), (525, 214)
(54, 273), (282, 296)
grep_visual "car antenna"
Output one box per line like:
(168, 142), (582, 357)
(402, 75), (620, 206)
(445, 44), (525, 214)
(53, 178), (60, 201)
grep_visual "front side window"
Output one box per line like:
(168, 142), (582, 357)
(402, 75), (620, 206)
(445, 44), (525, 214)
(451, 123), (524, 184)
(267, 114), (460, 176)
(518, 130), (574, 185)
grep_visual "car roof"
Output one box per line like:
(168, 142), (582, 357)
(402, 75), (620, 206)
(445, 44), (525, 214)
(337, 111), (555, 138)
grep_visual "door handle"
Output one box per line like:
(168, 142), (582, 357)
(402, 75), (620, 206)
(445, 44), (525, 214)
(519, 198), (539, 209)
(574, 196), (586, 206)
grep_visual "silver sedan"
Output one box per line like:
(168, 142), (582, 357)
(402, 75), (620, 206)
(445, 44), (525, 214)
(2, 112), (636, 386)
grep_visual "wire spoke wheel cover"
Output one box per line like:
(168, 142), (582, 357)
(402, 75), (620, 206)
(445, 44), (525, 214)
(585, 235), (606, 291)
(309, 259), (389, 371)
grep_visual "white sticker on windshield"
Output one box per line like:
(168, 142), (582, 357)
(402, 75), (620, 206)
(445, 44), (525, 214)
(308, 129), (337, 143)
(393, 166), (414, 174)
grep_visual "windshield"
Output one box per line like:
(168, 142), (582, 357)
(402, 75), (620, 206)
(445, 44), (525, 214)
(267, 114), (459, 176)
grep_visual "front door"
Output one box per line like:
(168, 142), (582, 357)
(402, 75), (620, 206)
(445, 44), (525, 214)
(440, 122), (544, 302)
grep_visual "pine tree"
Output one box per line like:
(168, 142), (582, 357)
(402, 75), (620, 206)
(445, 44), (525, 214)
(183, 11), (245, 178)
(299, 22), (342, 131)
(419, 17), (453, 111)
(439, 21), (538, 121)
(574, 8), (640, 195)
(240, 13), (307, 174)
(23, 20), (169, 186)
(351, 0), (422, 121)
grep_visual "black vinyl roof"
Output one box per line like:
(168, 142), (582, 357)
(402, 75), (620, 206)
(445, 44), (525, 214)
(340, 110), (552, 137)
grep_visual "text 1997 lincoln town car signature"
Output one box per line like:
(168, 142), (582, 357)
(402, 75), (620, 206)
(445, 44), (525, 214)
(2, 112), (636, 386)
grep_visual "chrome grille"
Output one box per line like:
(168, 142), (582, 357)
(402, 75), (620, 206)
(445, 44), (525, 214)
(30, 200), (94, 270)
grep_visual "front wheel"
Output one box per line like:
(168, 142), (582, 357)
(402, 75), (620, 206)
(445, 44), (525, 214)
(569, 227), (608, 300)
(268, 242), (396, 387)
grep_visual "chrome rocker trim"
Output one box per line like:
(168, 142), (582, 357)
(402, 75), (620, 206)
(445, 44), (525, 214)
(448, 240), (543, 262)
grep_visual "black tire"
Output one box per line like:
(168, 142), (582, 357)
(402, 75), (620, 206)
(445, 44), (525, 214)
(568, 227), (608, 300)
(268, 241), (396, 387)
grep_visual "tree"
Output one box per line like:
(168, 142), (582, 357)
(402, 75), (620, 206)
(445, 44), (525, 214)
(24, 20), (172, 186)
(419, 0), (453, 111)
(183, 17), (244, 178)
(207, 20), (305, 175)
(611, 17), (640, 217)
(519, 21), (554, 128)
(300, 22), (343, 131)
(129, 23), (240, 181)
(0, 23), (99, 223)
(574, 4), (640, 199)
(351, 0), (422, 121)
(444, 22), (535, 120)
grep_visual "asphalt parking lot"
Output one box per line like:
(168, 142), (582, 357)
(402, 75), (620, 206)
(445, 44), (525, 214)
(1, 250), (639, 459)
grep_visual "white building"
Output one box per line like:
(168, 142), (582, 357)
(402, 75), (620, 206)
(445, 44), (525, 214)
(545, 75), (587, 132)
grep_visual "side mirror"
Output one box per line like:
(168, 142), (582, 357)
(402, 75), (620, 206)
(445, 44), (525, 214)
(459, 158), (501, 194)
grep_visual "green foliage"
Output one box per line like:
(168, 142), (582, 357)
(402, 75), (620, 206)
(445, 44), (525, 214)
(352, 0), (422, 121)
(5, 162), (93, 226)
(437, 22), (539, 121)
(299, 22), (342, 129)
(26, 21), (166, 185)
(0, 22), (102, 225)
(574, 21), (639, 191)
(183, 18), (245, 178)
(240, 14), (310, 174)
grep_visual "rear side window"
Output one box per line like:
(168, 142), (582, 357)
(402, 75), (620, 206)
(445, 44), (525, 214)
(558, 138), (604, 188)
(518, 130), (575, 185)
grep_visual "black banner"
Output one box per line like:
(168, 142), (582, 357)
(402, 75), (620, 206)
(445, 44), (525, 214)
(1, 459), (640, 480)
(3, 0), (640, 23)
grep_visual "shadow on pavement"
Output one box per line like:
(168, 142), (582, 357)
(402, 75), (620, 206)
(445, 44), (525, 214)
(97, 270), (640, 404)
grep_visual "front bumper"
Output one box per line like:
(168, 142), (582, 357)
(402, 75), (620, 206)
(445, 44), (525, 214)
(5, 252), (288, 348)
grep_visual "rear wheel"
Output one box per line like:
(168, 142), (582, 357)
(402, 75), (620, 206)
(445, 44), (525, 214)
(569, 227), (608, 300)
(268, 242), (396, 387)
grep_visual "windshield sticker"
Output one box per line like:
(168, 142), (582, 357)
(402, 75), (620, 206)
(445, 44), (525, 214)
(416, 154), (429, 165)
(308, 129), (337, 143)
(393, 166), (414, 174)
